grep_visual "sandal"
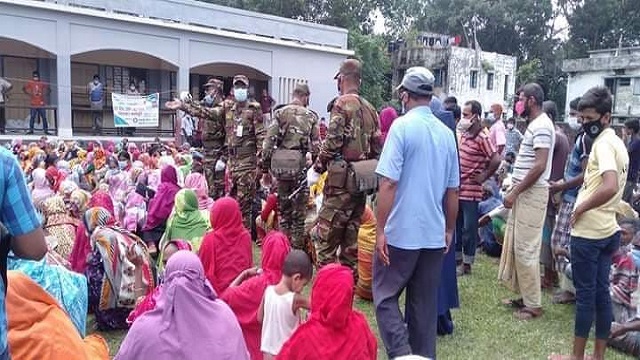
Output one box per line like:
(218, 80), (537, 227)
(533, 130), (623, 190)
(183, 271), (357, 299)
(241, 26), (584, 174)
(552, 292), (575, 305)
(514, 307), (543, 320)
(501, 298), (525, 308)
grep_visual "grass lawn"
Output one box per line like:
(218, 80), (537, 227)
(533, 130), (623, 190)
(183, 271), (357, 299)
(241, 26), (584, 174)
(91, 247), (634, 359)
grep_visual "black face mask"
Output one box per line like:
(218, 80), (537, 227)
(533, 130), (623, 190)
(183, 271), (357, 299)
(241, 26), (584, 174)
(583, 117), (604, 139)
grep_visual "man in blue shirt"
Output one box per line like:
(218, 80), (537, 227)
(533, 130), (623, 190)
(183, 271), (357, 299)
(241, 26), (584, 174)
(373, 67), (460, 359)
(0, 147), (47, 360)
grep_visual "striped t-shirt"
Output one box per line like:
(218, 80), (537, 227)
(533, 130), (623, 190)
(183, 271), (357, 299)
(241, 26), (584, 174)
(512, 113), (555, 186)
(459, 131), (497, 201)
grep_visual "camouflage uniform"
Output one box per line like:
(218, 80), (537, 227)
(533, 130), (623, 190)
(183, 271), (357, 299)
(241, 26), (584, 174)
(262, 85), (320, 251)
(180, 78), (226, 199)
(313, 60), (381, 277)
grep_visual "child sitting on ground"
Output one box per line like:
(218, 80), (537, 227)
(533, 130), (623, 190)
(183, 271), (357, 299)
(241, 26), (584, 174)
(258, 250), (312, 360)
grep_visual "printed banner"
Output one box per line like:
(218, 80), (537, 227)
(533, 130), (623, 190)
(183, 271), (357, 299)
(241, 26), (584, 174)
(112, 93), (159, 127)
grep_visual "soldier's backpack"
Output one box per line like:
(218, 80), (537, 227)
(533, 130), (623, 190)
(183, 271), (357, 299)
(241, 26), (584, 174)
(270, 105), (307, 180)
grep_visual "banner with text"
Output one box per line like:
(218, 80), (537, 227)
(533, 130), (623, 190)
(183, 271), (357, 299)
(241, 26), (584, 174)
(112, 93), (159, 127)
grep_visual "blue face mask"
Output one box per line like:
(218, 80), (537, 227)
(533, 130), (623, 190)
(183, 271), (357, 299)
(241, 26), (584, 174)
(632, 248), (640, 269)
(118, 161), (127, 170)
(204, 94), (214, 105)
(234, 88), (248, 102)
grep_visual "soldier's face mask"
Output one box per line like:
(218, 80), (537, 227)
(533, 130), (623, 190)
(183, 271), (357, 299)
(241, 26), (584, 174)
(234, 87), (248, 102)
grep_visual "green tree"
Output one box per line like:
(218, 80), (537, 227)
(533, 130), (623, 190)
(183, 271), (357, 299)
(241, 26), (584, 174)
(566, 0), (640, 57)
(348, 29), (392, 109)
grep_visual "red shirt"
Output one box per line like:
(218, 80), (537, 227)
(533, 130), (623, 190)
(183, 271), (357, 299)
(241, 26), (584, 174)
(24, 80), (47, 107)
(459, 131), (496, 201)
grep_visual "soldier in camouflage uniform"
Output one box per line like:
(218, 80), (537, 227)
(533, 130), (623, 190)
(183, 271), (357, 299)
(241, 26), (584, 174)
(308, 59), (382, 278)
(170, 78), (226, 199)
(262, 83), (320, 252)
(168, 75), (265, 229)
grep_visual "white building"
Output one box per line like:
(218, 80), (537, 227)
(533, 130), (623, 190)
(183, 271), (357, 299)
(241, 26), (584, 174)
(563, 47), (640, 124)
(390, 32), (517, 115)
(0, 0), (352, 140)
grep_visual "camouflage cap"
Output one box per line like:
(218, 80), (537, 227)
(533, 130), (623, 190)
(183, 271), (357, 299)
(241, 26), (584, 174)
(333, 59), (362, 79)
(233, 75), (249, 86)
(294, 83), (310, 96)
(203, 78), (223, 88)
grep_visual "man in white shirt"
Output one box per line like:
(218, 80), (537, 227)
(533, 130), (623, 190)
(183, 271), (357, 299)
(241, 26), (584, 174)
(498, 83), (555, 320)
(0, 77), (12, 134)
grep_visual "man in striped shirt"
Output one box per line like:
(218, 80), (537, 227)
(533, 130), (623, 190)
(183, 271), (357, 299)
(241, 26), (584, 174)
(498, 83), (555, 321)
(456, 100), (500, 275)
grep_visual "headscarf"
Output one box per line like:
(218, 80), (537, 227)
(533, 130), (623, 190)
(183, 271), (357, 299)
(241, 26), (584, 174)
(86, 208), (153, 312)
(161, 189), (209, 251)
(277, 264), (378, 360)
(199, 197), (252, 294)
(57, 160), (71, 176)
(379, 106), (398, 144)
(178, 154), (192, 179)
(31, 168), (54, 207)
(184, 173), (213, 210)
(115, 251), (249, 360)
(70, 189), (91, 215)
(59, 180), (78, 198)
(356, 206), (376, 300)
(220, 232), (291, 360)
(5, 272), (109, 360)
(125, 240), (192, 325)
(143, 166), (180, 231)
(69, 192), (115, 274)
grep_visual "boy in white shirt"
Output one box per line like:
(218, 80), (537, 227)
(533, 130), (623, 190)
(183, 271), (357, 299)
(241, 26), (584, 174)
(258, 250), (311, 359)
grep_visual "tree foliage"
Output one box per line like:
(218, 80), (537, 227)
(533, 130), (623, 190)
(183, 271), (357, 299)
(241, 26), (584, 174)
(200, 0), (640, 114)
(564, 0), (640, 57)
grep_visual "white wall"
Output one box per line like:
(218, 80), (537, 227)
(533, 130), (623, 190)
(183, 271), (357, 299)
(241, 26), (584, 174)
(564, 71), (609, 116)
(446, 47), (517, 114)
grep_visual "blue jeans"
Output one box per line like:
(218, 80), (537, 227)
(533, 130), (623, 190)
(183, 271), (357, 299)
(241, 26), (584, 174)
(455, 200), (479, 264)
(29, 108), (48, 132)
(571, 232), (620, 339)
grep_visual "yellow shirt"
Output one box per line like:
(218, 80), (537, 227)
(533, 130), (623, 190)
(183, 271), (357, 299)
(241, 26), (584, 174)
(572, 128), (629, 239)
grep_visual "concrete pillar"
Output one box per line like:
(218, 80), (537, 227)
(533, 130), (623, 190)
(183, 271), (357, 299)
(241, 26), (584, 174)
(56, 20), (72, 138)
(178, 38), (190, 93)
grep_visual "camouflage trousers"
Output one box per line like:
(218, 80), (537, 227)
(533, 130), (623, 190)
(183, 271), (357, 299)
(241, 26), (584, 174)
(277, 177), (309, 252)
(312, 189), (366, 280)
(229, 168), (256, 230)
(203, 156), (225, 200)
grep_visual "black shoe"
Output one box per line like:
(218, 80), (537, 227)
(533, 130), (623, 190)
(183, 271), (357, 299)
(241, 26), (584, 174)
(26, 131), (34, 135)
(44, 131), (51, 135)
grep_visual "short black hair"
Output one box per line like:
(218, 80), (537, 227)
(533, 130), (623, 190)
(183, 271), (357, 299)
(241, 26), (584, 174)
(625, 118), (640, 134)
(282, 250), (313, 280)
(451, 104), (461, 121)
(522, 83), (545, 106)
(32, 71), (40, 77)
(464, 100), (482, 117)
(578, 86), (612, 115)
(444, 96), (458, 106)
(619, 218), (640, 233)
(507, 117), (516, 124)
(569, 97), (581, 111)
(506, 151), (516, 158)
(117, 151), (130, 161)
(542, 101), (558, 122)
(93, 74), (100, 80)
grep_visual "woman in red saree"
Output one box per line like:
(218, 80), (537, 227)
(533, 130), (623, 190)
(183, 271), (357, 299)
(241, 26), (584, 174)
(68, 191), (115, 274)
(220, 231), (291, 360)
(199, 197), (252, 295)
(277, 264), (378, 360)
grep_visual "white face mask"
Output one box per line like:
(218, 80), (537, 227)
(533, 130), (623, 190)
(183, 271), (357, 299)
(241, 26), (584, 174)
(234, 88), (248, 102)
(567, 116), (581, 130)
(506, 123), (515, 130)
(458, 117), (473, 132)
